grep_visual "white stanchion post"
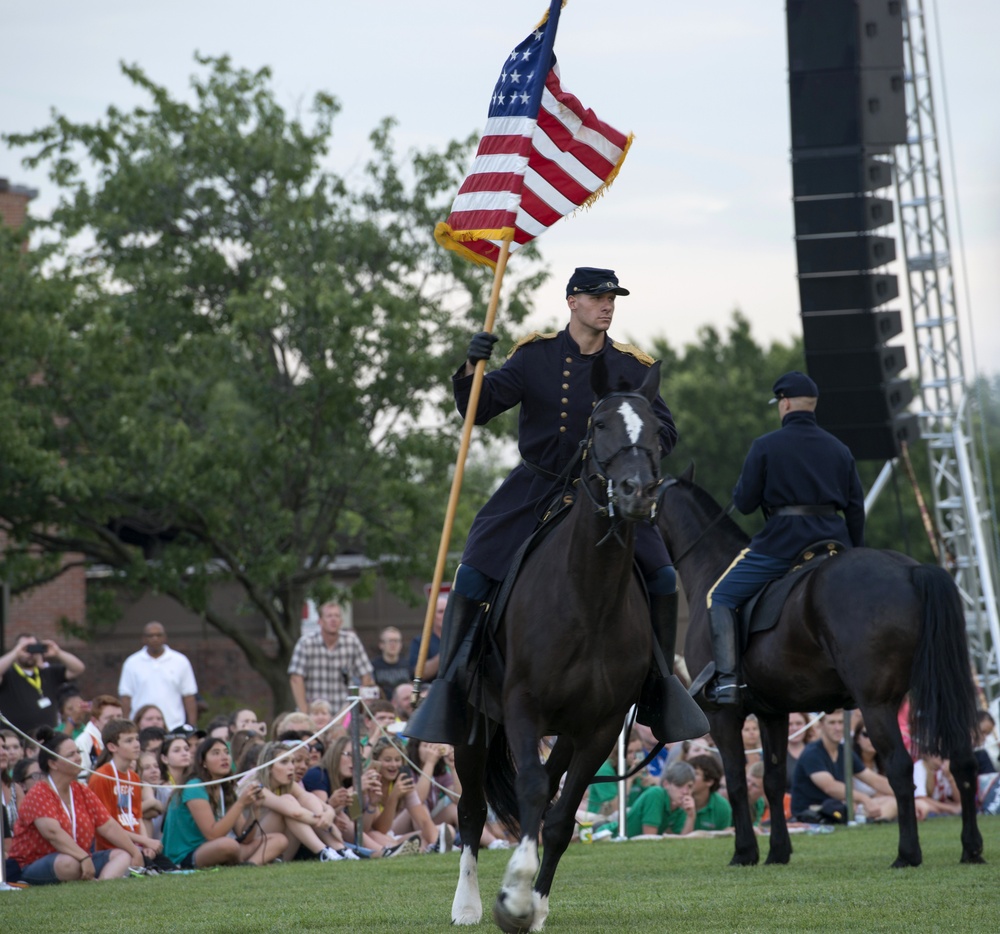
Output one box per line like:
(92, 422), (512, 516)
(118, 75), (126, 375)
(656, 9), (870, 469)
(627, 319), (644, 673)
(614, 710), (632, 841)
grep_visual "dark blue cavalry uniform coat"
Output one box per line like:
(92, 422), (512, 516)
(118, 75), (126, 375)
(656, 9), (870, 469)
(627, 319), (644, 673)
(453, 328), (677, 583)
(733, 410), (865, 560)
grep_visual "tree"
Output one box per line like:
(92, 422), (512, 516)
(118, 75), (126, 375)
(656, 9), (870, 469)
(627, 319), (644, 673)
(0, 56), (544, 710)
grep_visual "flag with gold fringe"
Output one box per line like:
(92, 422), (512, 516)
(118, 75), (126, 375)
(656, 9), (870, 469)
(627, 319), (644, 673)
(435, 0), (633, 269)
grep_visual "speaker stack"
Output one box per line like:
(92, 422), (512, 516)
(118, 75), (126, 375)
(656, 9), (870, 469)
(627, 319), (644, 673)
(787, 0), (918, 460)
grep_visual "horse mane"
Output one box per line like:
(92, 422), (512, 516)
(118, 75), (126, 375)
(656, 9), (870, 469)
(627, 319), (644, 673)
(682, 478), (750, 548)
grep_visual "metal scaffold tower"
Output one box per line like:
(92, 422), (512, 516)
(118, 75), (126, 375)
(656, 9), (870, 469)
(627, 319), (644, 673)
(895, 1), (1000, 701)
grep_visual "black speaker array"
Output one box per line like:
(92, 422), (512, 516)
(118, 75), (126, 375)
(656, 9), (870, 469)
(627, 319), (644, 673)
(787, 0), (918, 460)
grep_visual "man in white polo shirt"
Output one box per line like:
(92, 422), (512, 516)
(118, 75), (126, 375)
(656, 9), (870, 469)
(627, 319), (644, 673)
(118, 621), (198, 730)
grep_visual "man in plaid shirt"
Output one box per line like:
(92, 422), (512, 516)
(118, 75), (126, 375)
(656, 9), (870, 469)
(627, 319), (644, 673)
(288, 603), (375, 716)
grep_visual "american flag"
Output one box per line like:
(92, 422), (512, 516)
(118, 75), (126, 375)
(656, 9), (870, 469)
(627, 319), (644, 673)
(435, 1), (632, 268)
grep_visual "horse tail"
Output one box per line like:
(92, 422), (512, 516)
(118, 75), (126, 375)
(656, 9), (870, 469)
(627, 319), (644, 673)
(483, 724), (520, 834)
(908, 564), (978, 757)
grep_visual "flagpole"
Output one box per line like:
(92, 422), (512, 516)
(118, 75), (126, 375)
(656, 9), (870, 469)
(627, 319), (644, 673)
(412, 239), (513, 705)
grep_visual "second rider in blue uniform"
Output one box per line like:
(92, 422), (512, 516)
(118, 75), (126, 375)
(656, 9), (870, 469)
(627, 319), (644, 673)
(702, 371), (866, 706)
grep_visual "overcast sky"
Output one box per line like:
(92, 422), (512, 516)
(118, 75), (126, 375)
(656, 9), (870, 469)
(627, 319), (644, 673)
(4, 1), (997, 380)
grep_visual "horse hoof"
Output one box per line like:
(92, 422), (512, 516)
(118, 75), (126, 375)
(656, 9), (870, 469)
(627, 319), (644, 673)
(960, 852), (986, 865)
(890, 857), (920, 869)
(728, 854), (759, 867)
(764, 853), (790, 866)
(493, 894), (533, 934)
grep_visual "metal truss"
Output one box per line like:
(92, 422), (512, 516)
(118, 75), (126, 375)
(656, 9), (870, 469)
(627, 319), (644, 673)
(895, 1), (1000, 700)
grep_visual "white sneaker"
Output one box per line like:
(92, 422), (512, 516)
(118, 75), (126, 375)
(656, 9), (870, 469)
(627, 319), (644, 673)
(320, 847), (344, 862)
(382, 834), (422, 858)
(487, 839), (511, 850)
(340, 848), (361, 860)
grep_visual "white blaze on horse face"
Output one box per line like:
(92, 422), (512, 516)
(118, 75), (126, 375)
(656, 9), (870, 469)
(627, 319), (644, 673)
(618, 400), (644, 445)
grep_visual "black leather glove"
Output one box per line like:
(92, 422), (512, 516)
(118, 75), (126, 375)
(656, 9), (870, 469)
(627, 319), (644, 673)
(467, 331), (499, 364)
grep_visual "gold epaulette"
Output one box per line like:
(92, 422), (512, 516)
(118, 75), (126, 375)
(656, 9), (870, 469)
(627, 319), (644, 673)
(611, 340), (655, 366)
(507, 330), (559, 359)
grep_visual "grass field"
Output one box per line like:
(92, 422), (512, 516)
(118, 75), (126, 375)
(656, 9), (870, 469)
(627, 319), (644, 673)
(3, 817), (997, 932)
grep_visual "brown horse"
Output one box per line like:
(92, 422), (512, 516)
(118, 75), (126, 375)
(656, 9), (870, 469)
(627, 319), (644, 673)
(658, 466), (984, 869)
(448, 360), (663, 932)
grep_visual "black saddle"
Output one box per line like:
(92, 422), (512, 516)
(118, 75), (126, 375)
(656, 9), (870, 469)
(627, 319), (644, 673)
(739, 540), (845, 648)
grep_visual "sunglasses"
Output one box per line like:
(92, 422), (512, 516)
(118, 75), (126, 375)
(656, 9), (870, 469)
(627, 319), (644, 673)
(309, 742), (325, 754)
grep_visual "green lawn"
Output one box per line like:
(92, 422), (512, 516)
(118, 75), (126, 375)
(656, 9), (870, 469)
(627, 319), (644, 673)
(3, 818), (997, 932)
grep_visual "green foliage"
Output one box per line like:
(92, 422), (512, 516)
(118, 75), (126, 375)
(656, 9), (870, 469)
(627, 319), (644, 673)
(1, 818), (996, 932)
(0, 55), (545, 708)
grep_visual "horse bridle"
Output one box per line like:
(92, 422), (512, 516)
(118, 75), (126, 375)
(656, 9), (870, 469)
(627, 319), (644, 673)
(658, 476), (735, 565)
(579, 391), (663, 544)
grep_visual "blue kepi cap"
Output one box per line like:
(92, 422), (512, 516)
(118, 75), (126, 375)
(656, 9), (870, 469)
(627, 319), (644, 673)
(566, 267), (630, 298)
(769, 370), (819, 404)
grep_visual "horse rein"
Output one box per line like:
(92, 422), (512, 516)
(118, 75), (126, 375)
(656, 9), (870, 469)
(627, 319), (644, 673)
(659, 476), (735, 566)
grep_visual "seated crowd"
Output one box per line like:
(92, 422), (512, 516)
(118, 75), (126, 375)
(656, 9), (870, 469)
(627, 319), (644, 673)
(1, 687), (521, 885)
(576, 700), (998, 842)
(3, 684), (998, 885)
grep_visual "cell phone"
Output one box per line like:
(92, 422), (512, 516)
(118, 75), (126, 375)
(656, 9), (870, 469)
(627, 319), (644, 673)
(236, 775), (260, 797)
(26, 642), (48, 654)
(347, 794), (363, 821)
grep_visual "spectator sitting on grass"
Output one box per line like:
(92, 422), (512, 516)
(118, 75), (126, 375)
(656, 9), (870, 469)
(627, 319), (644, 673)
(229, 708), (265, 737)
(133, 704), (167, 732)
(302, 734), (411, 857)
(161, 735), (286, 869)
(688, 753), (733, 831)
(138, 726), (166, 756)
(624, 760), (697, 837)
(746, 760), (768, 829)
(366, 736), (436, 853)
(252, 740), (355, 862)
(87, 717), (162, 860)
(230, 729), (265, 774)
(362, 699), (399, 747)
(307, 700), (337, 736)
(9, 728), (142, 884)
(137, 749), (166, 837)
(158, 733), (192, 789)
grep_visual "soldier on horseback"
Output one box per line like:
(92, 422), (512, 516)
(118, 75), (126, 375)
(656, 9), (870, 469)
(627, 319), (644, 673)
(406, 266), (685, 744)
(702, 370), (866, 707)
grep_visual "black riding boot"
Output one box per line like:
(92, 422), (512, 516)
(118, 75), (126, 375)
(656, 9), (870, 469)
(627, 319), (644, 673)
(704, 604), (740, 707)
(651, 591), (678, 676)
(637, 593), (710, 742)
(403, 592), (483, 745)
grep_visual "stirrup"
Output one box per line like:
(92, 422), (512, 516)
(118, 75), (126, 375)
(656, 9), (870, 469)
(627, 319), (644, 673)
(703, 675), (740, 707)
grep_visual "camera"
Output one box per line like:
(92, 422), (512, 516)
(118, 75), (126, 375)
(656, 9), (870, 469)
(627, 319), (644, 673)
(25, 642), (48, 655)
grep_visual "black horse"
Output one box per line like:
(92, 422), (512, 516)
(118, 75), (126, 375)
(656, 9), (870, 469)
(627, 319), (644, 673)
(657, 466), (984, 869)
(448, 360), (663, 932)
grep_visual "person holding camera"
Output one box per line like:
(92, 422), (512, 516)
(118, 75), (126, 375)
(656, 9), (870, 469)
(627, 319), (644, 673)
(161, 735), (286, 869)
(366, 737), (437, 853)
(0, 634), (85, 737)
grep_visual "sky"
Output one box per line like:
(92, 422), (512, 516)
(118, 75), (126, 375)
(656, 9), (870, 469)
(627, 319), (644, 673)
(3, 1), (998, 379)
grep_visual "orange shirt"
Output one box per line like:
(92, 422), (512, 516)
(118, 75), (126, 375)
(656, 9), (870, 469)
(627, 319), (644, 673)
(88, 762), (142, 849)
